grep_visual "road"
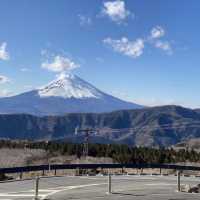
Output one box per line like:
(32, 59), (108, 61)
(0, 175), (200, 200)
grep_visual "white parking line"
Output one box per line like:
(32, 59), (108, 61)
(41, 183), (107, 200)
(0, 183), (106, 200)
(0, 194), (34, 197)
(0, 199), (12, 200)
(146, 183), (177, 186)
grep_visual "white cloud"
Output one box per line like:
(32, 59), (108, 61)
(155, 40), (172, 54)
(151, 26), (165, 39)
(103, 37), (144, 58)
(0, 42), (9, 61)
(0, 75), (10, 84)
(78, 14), (92, 26)
(103, 26), (173, 58)
(149, 26), (173, 54)
(102, 0), (131, 24)
(41, 55), (79, 72)
(0, 89), (13, 97)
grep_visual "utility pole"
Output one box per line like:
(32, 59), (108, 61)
(75, 127), (97, 157)
(83, 129), (90, 157)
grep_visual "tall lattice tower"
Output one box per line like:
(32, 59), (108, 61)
(75, 127), (93, 157)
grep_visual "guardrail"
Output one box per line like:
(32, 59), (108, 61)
(1, 163), (200, 174)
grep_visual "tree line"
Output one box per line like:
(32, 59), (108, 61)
(0, 140), (199, 164)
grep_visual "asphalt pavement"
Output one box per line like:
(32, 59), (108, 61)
(0, 175), (200, 200)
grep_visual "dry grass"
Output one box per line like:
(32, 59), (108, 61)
(0, 148), (47, 168)
(0, 148), (113, 168)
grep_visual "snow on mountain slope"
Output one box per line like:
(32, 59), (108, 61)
(0, 73), (143, 115)
(38, 73), (102, 99)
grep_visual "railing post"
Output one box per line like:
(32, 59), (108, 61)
(76, 167), (80, 176)
(101, 167), (103, 175)
(34, 176), (40, 200)
(19, 172), (23, 179)
(122, 167), (126, 175)
(108, 173), (112, 194)
(177, 170), (181, 192)
(48, 163), (51, 172)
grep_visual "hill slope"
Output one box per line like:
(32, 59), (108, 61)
(0, 73), (142, 115)
(1, 105), (200, 147)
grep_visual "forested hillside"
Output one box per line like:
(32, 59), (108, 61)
(1, 105), (200, 147)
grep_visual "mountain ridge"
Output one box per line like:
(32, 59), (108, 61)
(0, 105), (200, 147)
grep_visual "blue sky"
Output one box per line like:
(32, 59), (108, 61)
(0, 0), (200, 108)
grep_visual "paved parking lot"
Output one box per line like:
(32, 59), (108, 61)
(0, 175), (200, 200)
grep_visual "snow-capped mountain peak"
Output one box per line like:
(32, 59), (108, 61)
(38, 73), (103, 99)
(0, 73), (143, 115)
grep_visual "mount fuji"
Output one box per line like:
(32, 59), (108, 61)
(0, 73), (143, 116)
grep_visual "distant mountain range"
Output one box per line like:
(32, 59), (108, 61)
(0, 73), (142, 115)
(1, 105), (200, 147)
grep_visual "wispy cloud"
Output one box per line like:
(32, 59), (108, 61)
(150, 26), (165, 39)
(0, 75), (12, 97)
(23, 85), (35, 91)
(20, 68), (31, 72)
(41, 49), (49, 57)
(0, 89), (13, 97)
(103, 37), (144, 58)
(41, 55), (79, 73)
(0, 42), (9, 61)
(101, 0), (132, 24)
(78, 14), (92, 26)
(0, 75), (11, 84)
(154, 40), (173, 54)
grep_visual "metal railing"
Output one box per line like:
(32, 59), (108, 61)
(1, 163), (200, 174)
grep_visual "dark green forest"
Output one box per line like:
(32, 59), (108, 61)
(0, 140), (199, 164)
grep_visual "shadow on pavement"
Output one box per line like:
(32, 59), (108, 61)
(111, 192), (146, 197)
